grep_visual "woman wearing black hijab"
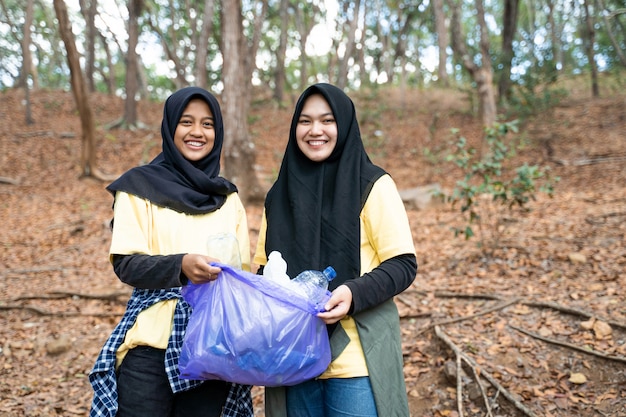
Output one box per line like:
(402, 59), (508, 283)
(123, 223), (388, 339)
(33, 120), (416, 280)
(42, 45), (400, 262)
(89, 87), (253, 417)
(254, 83), (417, 416)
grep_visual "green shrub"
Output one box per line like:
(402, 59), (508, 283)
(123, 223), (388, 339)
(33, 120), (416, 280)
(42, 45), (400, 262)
(442, 120), (558, 256)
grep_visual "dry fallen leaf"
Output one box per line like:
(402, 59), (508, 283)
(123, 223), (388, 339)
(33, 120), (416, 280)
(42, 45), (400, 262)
(580, 317), (596, 330)
(408, 389), (420, 398)
(568, 373), (587, 384)
(538, 326), (553, 337)
(568, 252), (587, 264)
(592, 320), (612, 339)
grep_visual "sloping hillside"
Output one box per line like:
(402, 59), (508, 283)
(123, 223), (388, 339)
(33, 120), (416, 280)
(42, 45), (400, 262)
(0, 83), (624, 416)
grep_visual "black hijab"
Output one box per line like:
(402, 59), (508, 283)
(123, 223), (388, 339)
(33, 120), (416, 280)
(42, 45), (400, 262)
(264, 83), (385, 290)
(107, 87), (237, 214)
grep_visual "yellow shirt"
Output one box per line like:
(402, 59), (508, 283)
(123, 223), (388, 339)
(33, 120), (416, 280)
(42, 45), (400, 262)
(111, 191), (250, 367)
(253, 174), (415, 378)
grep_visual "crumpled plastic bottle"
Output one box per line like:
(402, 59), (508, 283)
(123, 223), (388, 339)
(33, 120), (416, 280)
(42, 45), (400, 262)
(292, 266), (337, 304)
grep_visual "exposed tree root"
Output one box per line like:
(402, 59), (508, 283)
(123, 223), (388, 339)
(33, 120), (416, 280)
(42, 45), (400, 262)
(11, 291), (128, 303)
(408, 291), (626, 416)
(509, 324), (626, 364)
(0, 176), (20, 185)
(415, 297), (519, 335)
(0, 304), (120, 317)
(522, 300), (626, 331)
(435, 325), (536, 417)
(432, 291), (626, 330)
(0, 291), (129, 317)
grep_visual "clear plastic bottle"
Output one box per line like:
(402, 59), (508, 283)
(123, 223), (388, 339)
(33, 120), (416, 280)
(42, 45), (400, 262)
(206, 233), (242, 269)
(292, 266), (337, 304)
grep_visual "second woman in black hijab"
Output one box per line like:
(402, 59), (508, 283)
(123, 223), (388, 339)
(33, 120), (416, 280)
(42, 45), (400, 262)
(254, 83), (418, 417)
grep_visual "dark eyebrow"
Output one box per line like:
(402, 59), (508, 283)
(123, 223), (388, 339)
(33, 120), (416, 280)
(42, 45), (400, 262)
(180, 114), (214, 121)
(299, 112), (334, 118)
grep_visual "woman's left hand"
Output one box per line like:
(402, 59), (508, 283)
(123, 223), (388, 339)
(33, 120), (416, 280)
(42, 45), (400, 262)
(317, 285), (352, 324)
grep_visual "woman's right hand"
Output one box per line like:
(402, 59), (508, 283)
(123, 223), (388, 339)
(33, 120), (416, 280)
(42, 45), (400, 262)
(182, 254), (222, 284)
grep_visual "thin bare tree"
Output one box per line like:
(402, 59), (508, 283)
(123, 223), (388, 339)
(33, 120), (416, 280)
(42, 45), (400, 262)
(220, 0), (264, 204)
(336, 0), (361, 89)
(582, 0), (600, 97)
(498, 0), (520, 104)
(52, 0), (113, 181)
(78, 0), (97, 92)
(449, 0), (497, 127)
(123, 0), (142, 127)
(273, 0), (290, 105)
(20, 0), (35, 124)
(432, 0), (450, 86)
(194, 0), (216, 89)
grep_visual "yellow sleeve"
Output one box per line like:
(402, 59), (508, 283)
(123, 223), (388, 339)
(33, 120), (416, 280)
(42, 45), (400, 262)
(109, 192), (153, 258)
(233, 193), (252, 272)
(253, 209), (268, 266)
(361, 175), (415, 265)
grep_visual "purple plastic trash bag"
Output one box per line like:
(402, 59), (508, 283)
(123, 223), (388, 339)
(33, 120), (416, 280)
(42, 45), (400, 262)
(179, 263), (331, 387)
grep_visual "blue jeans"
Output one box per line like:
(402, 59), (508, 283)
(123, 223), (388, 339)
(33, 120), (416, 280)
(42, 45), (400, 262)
(285, 377), (378, 417)
(116, 346), (229, 417)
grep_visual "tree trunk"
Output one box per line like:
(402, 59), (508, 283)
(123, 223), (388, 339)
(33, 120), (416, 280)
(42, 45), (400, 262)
(294, 3), (316, 90)
(53, 0), (111, 181)
(21, 0), (35, 124)
(194, 0), (216, 89)
(449, 0), (497, 127)
(245, 0), (268, 82)
(79, 0), (97, 92)
(273, 0), (289, 104)
(123, 0), (142, 127)
(98, 31), (116, 93)
(546, 0), (560, 81)
(357, 1), (367, 87)
(432, 0), (449, 86)
(16, 0), (34, 92)
(394, 4), (418, 86)
(336, 0), (361, 90)
(582, 0), (599, 97)
(220, 0), (263, 204)
(498, 0), (519, 104)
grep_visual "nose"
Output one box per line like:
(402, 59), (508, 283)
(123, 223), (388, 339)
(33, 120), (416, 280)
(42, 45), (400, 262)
(190, 122), (203, 136)
(310, 121), (323, 135)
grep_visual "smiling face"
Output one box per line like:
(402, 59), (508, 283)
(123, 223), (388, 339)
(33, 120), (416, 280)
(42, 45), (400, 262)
(173, 98), (216, 162)
(295, 93), (338, 162)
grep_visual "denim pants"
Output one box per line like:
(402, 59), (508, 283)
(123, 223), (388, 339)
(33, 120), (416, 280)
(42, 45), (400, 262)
(285, 377), (378, 417)
(116, 346), (229, 417)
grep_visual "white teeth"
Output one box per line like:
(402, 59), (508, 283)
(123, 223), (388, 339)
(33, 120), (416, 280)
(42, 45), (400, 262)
(187, 141), (203, 147)
(309, 140), (326, 146)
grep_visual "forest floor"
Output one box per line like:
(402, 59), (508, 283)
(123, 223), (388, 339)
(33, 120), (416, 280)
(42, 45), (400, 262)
(0, 78), (625, 417)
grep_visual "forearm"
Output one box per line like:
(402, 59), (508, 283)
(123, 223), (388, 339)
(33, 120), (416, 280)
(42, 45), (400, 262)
(111, 253), (187, 289)
(344, 253), (417, 314)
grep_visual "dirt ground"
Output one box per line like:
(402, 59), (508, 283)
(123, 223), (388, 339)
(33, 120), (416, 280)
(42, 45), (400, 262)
(0, 81), (625, 417)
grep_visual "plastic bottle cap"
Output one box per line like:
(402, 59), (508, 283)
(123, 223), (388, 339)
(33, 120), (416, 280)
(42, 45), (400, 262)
(323, 266), (336, 281)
